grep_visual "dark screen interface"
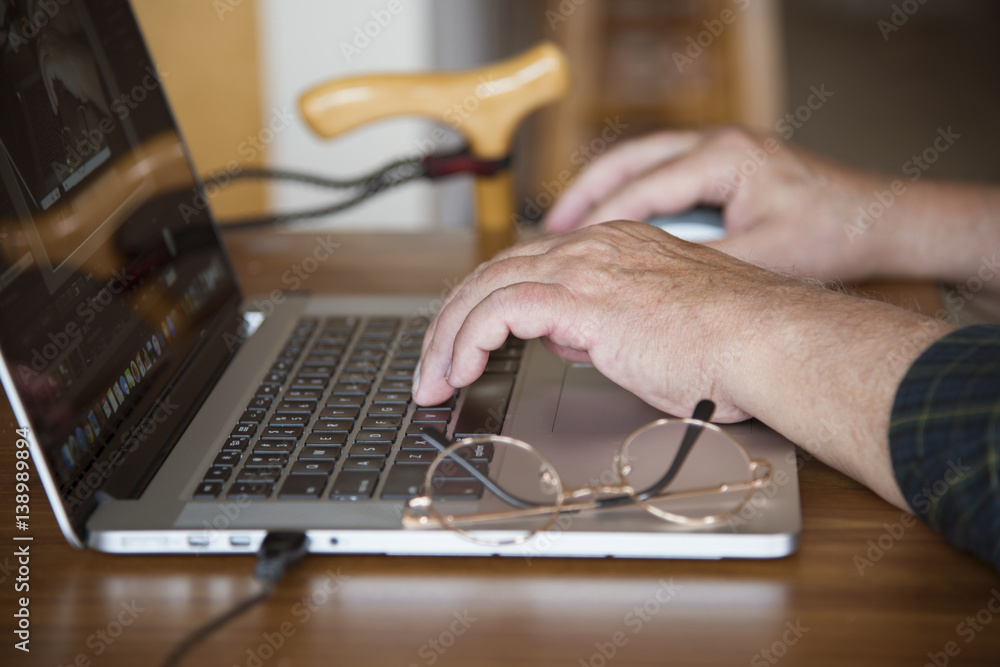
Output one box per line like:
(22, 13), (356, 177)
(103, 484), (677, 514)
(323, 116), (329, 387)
(0, 0), (235, 489)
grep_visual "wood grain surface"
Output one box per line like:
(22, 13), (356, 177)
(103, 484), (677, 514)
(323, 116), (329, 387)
(1, 231), (997, 667)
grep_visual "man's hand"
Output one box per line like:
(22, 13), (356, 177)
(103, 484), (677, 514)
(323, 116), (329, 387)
(544, 127), (1000, 294)
(413, 221), (816, 422)
(413, 220), (958, 510)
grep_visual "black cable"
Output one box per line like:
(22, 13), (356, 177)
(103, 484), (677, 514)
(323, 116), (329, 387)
(161, 532), (310, 667)
(210, 158), (428, 232)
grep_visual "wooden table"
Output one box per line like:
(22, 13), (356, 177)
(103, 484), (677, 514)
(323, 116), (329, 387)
(2, 231), (998, 667)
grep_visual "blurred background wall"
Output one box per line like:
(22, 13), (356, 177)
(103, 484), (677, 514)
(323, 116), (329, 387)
(131, 0), (1000, 233)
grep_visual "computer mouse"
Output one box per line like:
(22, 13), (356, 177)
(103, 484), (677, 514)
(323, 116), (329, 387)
(647, 206), (725, 242)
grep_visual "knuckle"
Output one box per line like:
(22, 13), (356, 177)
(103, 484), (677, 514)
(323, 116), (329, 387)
(709, 125), (758, 151)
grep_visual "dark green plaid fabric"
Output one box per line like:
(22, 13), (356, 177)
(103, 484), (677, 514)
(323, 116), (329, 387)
(889, 324), (1000, 569)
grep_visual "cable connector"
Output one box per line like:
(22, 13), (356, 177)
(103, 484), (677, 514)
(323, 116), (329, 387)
(254, 532), (310, 583)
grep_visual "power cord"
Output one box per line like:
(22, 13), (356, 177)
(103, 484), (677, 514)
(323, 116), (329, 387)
(161, 532), (310, 667)
(208, 147), (512, 232)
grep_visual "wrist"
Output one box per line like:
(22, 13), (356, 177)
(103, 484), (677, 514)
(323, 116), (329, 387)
(728, 286), (957, 506)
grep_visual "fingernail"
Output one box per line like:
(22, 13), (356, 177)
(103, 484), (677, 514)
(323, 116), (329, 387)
(444, 362), (452, 384)
(411, 360), (422, 397)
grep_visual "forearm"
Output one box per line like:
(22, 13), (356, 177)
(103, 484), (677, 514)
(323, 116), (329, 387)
(858, 180), (1000, 287)
(729, 287), (957, 509)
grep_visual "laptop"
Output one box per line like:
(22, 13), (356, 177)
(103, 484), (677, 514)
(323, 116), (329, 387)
(0, 0), (800, 559)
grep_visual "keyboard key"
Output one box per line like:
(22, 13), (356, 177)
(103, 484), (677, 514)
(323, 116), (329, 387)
(239, 409), (266, 424)
(298, 365), (338, 377)
(343, 456), (386, 471)
(383, 370), (414, 382)
(236, 468), (282, 483)
(276, 401), (317, 414)
(222, 437), (250, 452)
(355, 429), (397, 443)
(262, 371), (287, 385)
(320, 407), (360, 420)
(253, 441), (295, 454)
(193, 482), (223, 499)
(379, 380), (412, 393)
(332, 383), (370, 396)
(203, 466), (231, 482)
(290, 377), (327, 389)
(303, 354), (340, 365)
(390, 359), (418, 371)
(400, 436), (436, 451)
(312, 420), (353, 433)
(298, 447), (341, 461)
(245, 453), (290, 468)
(380, 465), (429, 499)
(228, 482), (274, 499)
(395, 450), (437, 465)
(291, 460), (335, 475)
(350, 442), (391, 457)
(373, 392), (410, 405)
(255, 384), (279, 397)
(269, 414), (309, 427)
(261, 426), (304, 440)
(326, 396), (363, 408)
(329, 470), (380, 500)
(362, 416), (401, 430)
(306, 432), (348, 447)
(340, 371), (378, 384)
(284, 389), (321, 401)
(213, 452), (241, 468)
(412, 409), (452, 424)
(248, 396), (273, 411)
(279, 475), (328, 499)
(368, 405), (405, 418)
(231, 423), (258, 438)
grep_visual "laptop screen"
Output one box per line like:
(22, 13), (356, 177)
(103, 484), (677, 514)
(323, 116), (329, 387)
(0, 0), (238, 497)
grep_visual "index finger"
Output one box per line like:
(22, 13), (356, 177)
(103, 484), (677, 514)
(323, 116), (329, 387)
(544, 131), (702, 233)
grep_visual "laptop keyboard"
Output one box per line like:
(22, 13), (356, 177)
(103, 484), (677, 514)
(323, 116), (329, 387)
(191, 316), (523, 502)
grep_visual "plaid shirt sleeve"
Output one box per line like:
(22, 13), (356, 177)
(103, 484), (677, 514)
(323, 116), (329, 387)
(889, 324), (1000, 569)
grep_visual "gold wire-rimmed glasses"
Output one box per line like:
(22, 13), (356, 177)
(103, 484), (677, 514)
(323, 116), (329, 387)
(402, 400), (773, 546)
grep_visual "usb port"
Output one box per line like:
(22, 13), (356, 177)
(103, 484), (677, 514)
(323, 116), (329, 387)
(188, 536), (210, 547)
(229, 536), (252, 547)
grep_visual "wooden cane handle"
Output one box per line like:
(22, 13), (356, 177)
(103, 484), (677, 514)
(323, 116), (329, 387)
(299, 42), (570, 159)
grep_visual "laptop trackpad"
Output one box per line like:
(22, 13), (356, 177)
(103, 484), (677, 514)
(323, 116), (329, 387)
(552, 365), (673, 433)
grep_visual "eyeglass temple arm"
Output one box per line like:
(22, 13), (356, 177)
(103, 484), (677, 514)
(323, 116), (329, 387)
(597, 399), (716, 509)
(419, 428), (543, 510)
